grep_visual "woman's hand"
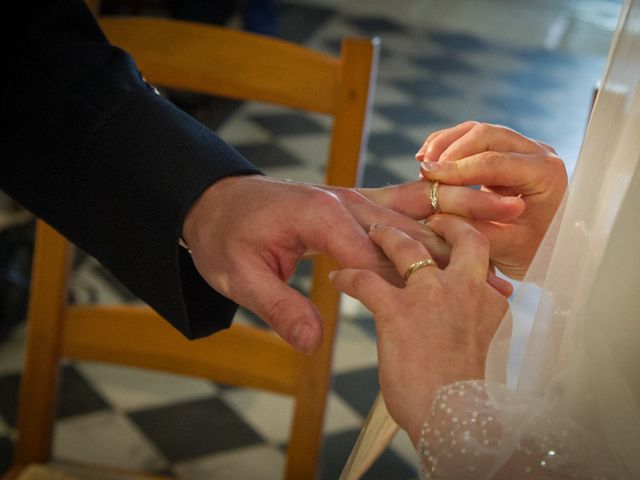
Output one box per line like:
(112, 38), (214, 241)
(330, 216), (508, 445)
(416, 121), (567, 279)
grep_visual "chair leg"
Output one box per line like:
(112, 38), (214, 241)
(285, 255), (341, 479)
(13, 222), (71, 465)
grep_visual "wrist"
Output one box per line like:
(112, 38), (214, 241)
(181, 174), (259, 252)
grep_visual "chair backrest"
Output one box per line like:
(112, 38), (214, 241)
(12, 16), (378, 480)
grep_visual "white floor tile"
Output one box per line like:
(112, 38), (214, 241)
(0, 416), (10, 437)
(368, 110), (397, 134)
(173, 444), (285, 480)
(221, 389), (294, 444)
(70, 258), (143, 306)
(0, 324), (26, 375)
(278, 134), (331, 171)
(332, 321), (378, 374)
(307, 15), (362, 45)
(216, 114), (272, 146)
(382, 155), (423, 182)
(373, 84), (414, 107)
(376, 57), (425, 82)
(324, 392), (365, 434)
(222, 388), (362, 444)
(76, 361), (218, 412)
(376, 32), (442, 58)
(390, 429), (419, 467)
(53, 410), (168, 472)
(340, 295), (369, 319)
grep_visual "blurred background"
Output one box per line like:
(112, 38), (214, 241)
(0, 0), (622, 478)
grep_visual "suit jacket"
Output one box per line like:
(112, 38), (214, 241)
(1, 0), (261, 338)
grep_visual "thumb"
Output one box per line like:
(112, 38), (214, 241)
(234, 268), (324, 354)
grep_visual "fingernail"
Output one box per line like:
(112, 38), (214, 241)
(415, 151), (425, 161)
(420, 161), (441, 172)
(292, 323), (313, 354)
(328, 270), (336, 281)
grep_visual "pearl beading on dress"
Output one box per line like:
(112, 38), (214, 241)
(417, 381), (615, 480)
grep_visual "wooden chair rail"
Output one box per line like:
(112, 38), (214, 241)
(100, 17), (340, 113)
(61, 305), (299, 394)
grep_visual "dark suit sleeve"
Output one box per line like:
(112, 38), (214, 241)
(0, 0), (262, 338)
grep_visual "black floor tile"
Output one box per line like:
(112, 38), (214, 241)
(128, 397), (263, 462)
(347, 16), (404, 35)
(512, 47), (583, 69)
(0, 374), (20, 427)
(321, 37), (342, 55)
(362, 162), (407, 188)
(57, 364), (110, 419)
(485, 93), (551, 118)
(332, 367), (379, 417)
(367, 132), (420, 158)
(363, 447), (417, 479)
(0, 436), (13, 476)
(234, 143), (304, 169)
(278, 2), (334, 43)
(168, 92), (244, 131)
(0, 365), (109, 428)
(376, 104), (446, 126)
(392, 78), (458, 100)
(500, 69), (565, 92)
(428, 31), (490, 52)
(411, 53), (478, 75)
(250, 112), (327, 135)
(319, 429), (416, 480)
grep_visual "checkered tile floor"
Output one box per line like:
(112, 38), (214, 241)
(0, 0), (617, 477)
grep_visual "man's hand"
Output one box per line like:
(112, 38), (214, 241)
(414, 121), (568, 279)
(181, 175), (516, 354)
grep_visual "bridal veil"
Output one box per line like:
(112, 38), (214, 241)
(343, 0), (640, 478)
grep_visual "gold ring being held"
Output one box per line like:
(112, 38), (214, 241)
(404, 258), (437, 282)
(429, 180), (440, 213)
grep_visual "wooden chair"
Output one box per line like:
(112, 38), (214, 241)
(4, 16), (378, 480)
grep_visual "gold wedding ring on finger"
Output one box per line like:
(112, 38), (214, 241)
(429, 180), (440, 213)
(403, 258), (437, 282)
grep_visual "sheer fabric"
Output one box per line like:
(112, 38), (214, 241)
(419, 1), (640, 477)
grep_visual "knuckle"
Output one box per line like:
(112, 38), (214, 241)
(308, 187), (341, 210)
(539, 141), (558, 155)
(471, 122), (492, 136)
(340, 186), (365, 204)
(550, 155), (568, 176)
(385, 231), (420, 255)
(352, 270), (373, 290)
(497, 295), (510, 313)
(477, 151), (506, 175)
(265, 296), (293, 328)
(542, 154), (569, 189)
(459, 120), (479, 130)
(467, 229), (490, 250)
(307, 189), (345, 228)
(481, 150), (504, 164)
